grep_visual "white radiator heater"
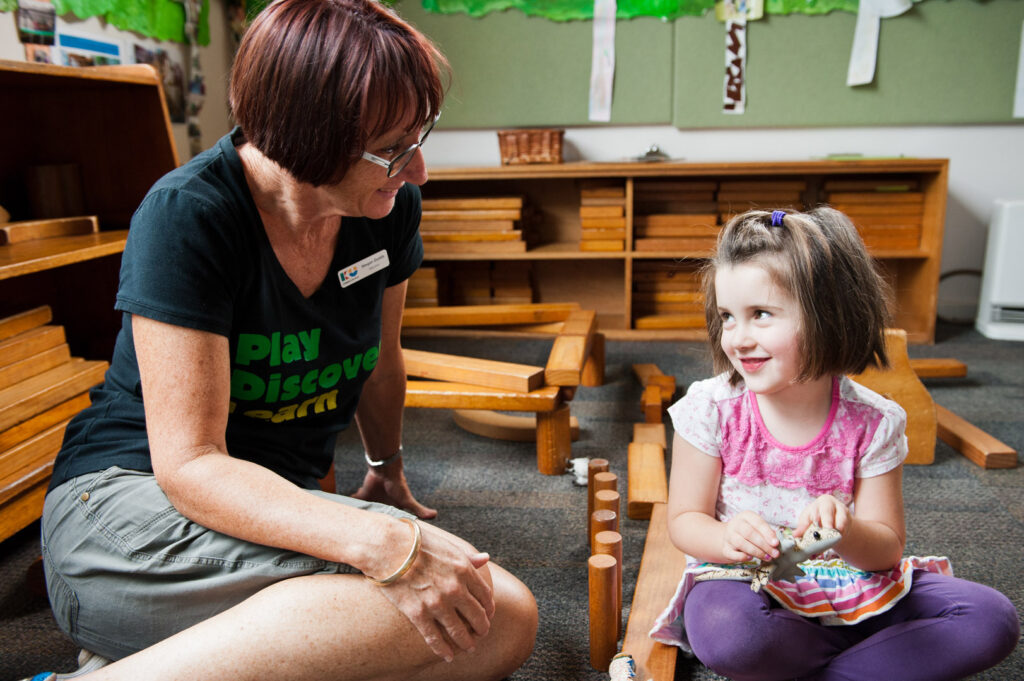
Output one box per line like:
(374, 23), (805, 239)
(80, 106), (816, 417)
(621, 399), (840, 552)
(976, 200), (1024, 341)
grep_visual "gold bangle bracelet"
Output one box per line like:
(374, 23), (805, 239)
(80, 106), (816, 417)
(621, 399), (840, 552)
(366, 517), (421, 586)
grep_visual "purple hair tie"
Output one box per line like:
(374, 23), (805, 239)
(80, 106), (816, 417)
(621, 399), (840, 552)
(770, 210), (786, 227)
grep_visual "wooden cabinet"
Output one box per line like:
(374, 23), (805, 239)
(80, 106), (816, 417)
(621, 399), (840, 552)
(0, 59), (178, 541)
(422, 159), (948, 344)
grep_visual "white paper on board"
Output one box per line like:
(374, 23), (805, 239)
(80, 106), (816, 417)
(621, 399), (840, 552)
(847, 0), (912, 87)
(723, 17), (746, 114)
(1014, 20), (1024, 118)
(588, 0), (617, 122)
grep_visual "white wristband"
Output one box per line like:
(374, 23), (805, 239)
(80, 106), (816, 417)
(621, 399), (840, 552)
(365, 445), (403, 468)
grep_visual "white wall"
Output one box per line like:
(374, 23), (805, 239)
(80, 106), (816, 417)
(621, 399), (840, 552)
(424, 124), (1024, 323)
(3, 6), (1020, 322)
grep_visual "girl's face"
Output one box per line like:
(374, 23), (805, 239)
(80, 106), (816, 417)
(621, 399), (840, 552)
(715, 261), (804, 396)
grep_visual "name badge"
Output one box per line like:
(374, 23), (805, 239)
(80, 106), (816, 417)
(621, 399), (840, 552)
(338, 249), (390, 288)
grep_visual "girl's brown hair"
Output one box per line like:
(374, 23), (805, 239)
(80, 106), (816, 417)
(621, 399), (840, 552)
(230, 0), (449, 186)
(702, 207), (892, 385)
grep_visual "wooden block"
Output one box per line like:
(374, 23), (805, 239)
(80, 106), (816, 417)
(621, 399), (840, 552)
(636, 224), (719, 238)
(0, 392), (90, 453)
(580, 185), (625, 199)
(849, 329), (935, 465)
(642, 384), (663, 424)
(452, 409), (580, 442)
(718, 180), (806, 192)
(593, 471), (618, 495)
(419, 219), (518, 233)
(593, 530), (624, 639)
(403, 348), (543, 393)
(935, 404), (1017, 469)
(828, 192), (924, 205)
(909, 358), (968, 379)
(0, 216), (99, 245)
(421, 209), (522, 221)
(420, 230), (522, 242)
(633, 313), (706, 330)
(423, 240), (526, 255)
(0, 306), (52, 343)
(545, 325), (595, 387)
(582, 332), (605, 388)
(421, 197), (523, 211)
(0, 419), (69, 505)
(589, 554), (619, 671)
(581, 196), (627, 207)
(580, 228), (626, 241)
(0, 343), (71, 390)
(620, 503), (688, 681)
(632, 364), (676, 403)
(536, 403), (571, 475)
(590, 508), (618, 543)
(627, 442), (668, 520)
(402, 303), (579, 328)
(0, 359), (108, 433)
(634, 237), (716, 253)
(587, 458), (610, 524)
(635, 214), (718, 229)
(0, 325), (66, 369)
(594, 489), (620, 517)
(831, 203), (923, 217)
(579, 239), (624, 252)
(580, 205), (624, 219)
(405, 381), (560, 412)
(632, 423), (667, 449)
(580, 217), (627, 230)
(0, 476), (47, 543)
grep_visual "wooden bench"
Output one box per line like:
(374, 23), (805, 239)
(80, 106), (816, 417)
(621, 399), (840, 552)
(401, 304), (604, 475)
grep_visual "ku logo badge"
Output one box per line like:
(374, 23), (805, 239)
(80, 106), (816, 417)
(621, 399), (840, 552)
(338, 250), (389, 288)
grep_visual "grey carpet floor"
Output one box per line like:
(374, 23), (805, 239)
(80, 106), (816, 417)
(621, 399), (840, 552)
(1, 322), (1021, 680)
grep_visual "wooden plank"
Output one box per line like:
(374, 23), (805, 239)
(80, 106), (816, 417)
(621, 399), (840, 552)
(0, 325), (65, 368)
(421, 197), (522, 211)
(0, 359), (107, 432)
(632, 422), (667, 449)
(620, 503), (686, 681)
(580, 229), (626, 241)
(632, 364), (676, 402)
(404, 381), (561, 411)
(909, 358), (967, 379)
(580, 217), (627, 230)
(0, 215), (99, 245)
(0, 392), (90, 452)
(421, 209), (521, 221)
(402, 303), (579, 328)
(627, 441), (668, 520)
(403, 348), (543, 393)
(642, 384), (663, 424)
(418, 220), (517, 232)
(935, 404), (1017, 469)
(420, 230), (523, 242)
(0, 477), (47, 544)
(0, 343), (71, 390)
(849, 329), (935, 465)
(560, 309), (598, 338)
(580, 205), (625, 219)
(452, 409), (580, 442)
(634, 313), (706, 330)
(0, 306), (52, 342)
(579, 239), (624, 252)
(545, 334), (589, 387)
(423, 240), (526, 255)
(634, 237), (716, 253)
(0, 419), (68, 505)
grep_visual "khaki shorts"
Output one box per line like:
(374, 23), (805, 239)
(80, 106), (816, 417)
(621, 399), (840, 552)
(41, 466), (413, 660)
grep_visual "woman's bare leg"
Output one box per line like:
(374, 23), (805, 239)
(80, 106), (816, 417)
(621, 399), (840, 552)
(78, 563), (536, 681)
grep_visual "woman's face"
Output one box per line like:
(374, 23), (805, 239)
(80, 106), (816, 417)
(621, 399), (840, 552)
(331, 116), (430, 219)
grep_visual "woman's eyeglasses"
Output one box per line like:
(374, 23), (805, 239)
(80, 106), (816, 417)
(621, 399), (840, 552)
(361, 113), (439, 178)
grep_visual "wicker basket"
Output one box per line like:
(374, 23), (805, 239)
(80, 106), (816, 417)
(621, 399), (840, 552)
(497, 129), (564, 165)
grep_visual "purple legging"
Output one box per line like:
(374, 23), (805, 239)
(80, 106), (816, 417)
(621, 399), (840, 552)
(683, 571), (1019, 681)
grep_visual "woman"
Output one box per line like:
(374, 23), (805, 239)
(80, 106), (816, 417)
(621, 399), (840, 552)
(33, 0), (538, 679)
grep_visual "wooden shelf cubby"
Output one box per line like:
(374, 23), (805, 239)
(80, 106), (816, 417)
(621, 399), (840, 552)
(422, 159), (948, 343)
(0, 59), (179, 541)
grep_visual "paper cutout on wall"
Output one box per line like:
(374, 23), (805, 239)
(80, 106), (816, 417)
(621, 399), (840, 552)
(715, 0), (762, 22)
(589, 0), (616, 121)
(1, 0), (213, 45)
(847, 0), (912, 86)
(723, 17), (746, 114)
(1015, 19), (1024, 118)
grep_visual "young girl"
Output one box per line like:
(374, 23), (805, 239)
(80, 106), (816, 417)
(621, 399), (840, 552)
(650, 208), (1019, 681)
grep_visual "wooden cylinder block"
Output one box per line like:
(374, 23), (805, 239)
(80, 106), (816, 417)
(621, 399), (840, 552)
(589, 553), (618, 671)
(590, 509), (618, 553)
(587, 457), (610, 521)
(593, 471), (618, 495)
(594, 489), (620, 517)
(594, 530), (623, 640)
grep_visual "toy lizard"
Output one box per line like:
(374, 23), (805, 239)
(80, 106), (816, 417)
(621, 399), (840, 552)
(694, 524), (842, 592)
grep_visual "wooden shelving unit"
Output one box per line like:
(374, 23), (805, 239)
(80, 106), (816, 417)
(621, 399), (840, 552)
(0, 59), (179, 542)
(422, 159), (948, 343)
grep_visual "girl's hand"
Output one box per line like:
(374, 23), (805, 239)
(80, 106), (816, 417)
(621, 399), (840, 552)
(721, 510), (780, 563)
(375, 521), (495, 662)
(796, 494), (852, 537)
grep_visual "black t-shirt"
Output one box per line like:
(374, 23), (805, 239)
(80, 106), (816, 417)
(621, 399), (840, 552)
(50, 128), (423, 490)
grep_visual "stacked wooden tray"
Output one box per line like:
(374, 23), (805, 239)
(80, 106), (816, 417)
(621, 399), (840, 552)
(579, 182), (626, 252)
(632, 261), (706, 330)
(717, 180), (806, 224)
(633, 180), (719, 253)
(824, 177), (924, 251)
(0, 306), (108, 542)
(420, 197), (527, 255)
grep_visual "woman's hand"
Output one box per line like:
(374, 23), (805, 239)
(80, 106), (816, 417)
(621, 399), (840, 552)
(374, 521), (495, 662)
(796, 494), (852, 537)
(352, 460), (437, 520)
(721, 510), (780, 563)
